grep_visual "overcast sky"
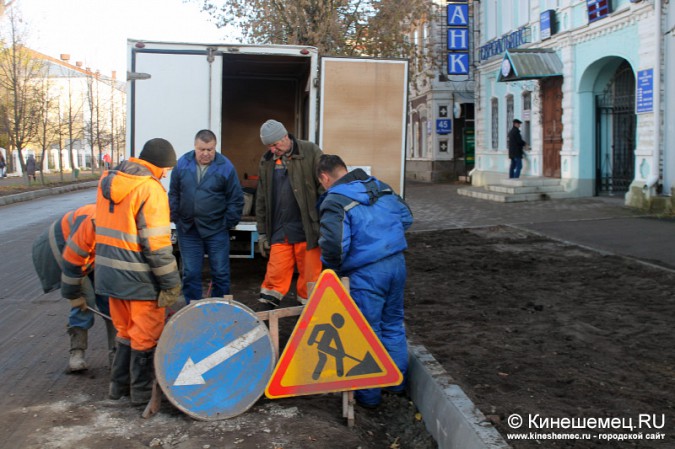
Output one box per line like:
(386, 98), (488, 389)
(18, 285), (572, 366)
(14, 0), (227, 77)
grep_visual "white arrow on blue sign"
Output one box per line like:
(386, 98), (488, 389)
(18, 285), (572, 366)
(155, 298), (275, 421)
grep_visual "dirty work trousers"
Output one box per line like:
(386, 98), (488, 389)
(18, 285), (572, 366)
(109, 298), (165, 351)
(348, 252), (408, 407)
(260, 242), (322, 303)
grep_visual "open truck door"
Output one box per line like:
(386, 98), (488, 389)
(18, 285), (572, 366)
(319, 57), (408, 196)
(128, 45), (223, 170)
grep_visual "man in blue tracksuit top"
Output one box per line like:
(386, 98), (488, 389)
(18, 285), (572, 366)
(169, 129), (244, 303)
(316, 154), (413, 408)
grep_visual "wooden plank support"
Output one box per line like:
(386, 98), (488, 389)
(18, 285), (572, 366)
(255, 306), (304, 359)
(342, 391), (355, 427)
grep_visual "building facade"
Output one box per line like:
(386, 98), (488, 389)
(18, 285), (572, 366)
(473, 0), (670, 209)
(406, 0), (477, 183)
(5, 50), (125, 177)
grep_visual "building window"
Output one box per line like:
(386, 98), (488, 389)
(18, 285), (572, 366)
(518, 0), (530, 26)
(522, 91), (532, 145)
(486, 0), (497, 40)
(506, 95), (514, 136)
(502, 0), (513, 33)
(491, 98), (499, 150)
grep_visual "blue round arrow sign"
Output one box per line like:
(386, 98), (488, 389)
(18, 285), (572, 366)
(155, 298), (275, 420)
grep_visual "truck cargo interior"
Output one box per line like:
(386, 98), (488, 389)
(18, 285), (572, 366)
(220, 53), (313, 184)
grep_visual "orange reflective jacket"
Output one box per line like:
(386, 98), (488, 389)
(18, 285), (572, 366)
(60, 204), (96, 299)
(32, 203), (96, 295)
(95, 157), (179, 300)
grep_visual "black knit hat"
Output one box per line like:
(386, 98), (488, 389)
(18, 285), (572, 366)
(139, 138), (177, 168)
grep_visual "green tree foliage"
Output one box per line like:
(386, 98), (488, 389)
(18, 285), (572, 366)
(197, 0), (430, 58)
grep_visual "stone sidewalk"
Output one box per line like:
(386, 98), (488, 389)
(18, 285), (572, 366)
(405, 182), (675, 270)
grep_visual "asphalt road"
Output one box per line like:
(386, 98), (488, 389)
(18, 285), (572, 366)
(0, 188), (432, 449)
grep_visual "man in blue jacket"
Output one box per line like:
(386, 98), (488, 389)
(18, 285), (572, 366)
(169, 129), (244, 303)
(316, 154), (413, 408)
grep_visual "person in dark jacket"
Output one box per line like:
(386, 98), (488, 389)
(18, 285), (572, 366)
(169, 129), (244, 303)
(26, 154), (37, 181)
(256, 119), (323, 308)
(507, 119), (527, 179)
(316, 154), (413, 408)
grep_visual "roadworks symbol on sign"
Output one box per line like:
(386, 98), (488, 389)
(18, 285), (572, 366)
(265, 269), (403, 399)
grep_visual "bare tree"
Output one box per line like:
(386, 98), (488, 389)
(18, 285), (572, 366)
(58, 55), (85, 179)
(196, 0), (430, 58)
(85, 69), (106, 174)
(107, 71), (125, 167)
(0, 7), (43, 182)
(33, 69), (59, 184)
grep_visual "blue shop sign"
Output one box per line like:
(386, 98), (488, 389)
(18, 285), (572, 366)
(541, 10), (554, 40)
(447, 4), (469, 26)
(479, 27), (530, 61)
(447, 53), (470, 75)
(448, 28), (469, 51)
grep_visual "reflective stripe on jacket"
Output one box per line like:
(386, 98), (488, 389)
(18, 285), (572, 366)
(31, 204), (96, 295)
(60, 204), (96, 299)
(95, 158), (180, 300)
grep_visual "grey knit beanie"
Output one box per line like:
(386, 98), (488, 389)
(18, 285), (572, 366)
(260, 120), (288, 145)
(139, 138), (177, 168)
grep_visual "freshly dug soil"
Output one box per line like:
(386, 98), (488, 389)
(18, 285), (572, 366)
(403, 226), (675, 448)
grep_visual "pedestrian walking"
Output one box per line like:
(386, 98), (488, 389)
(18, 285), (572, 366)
(169, 129), (244, 303)
(256, 119), (323, 308)
(0, 152), (6, 178)
(26, 154), (37, 181)
(316, 154), (413, 408)
(508, 119), (527, 179)
(95, 138), (182, 406)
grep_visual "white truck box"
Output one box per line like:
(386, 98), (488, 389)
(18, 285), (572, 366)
(126, 39), (408, 257)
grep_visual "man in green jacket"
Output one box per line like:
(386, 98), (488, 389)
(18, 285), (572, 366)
(255, 119), (323, 308)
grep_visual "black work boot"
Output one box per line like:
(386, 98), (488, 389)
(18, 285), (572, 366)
(130, 348), (155, 406)
(104, 320), (117, 368)
(109, 341), (131, 400)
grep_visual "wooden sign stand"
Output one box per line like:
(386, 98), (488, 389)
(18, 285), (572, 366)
(256, 279), (356, 427)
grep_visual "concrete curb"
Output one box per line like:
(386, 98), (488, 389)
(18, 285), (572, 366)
(0, 181), (98, 206)
(409, 343), (511, 449)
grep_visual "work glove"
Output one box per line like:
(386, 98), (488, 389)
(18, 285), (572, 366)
(158, 285), (182, 308)
(69, 297), (88, 312)
(258, 234), (271, 258)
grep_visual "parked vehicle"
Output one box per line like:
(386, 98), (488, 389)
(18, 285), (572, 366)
(127, 39), (408, 258)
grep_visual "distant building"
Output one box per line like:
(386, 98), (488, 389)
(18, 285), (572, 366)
(4, 49), (125, 176)
(468, 0), (672, 210)
(406, 0), (477, 183)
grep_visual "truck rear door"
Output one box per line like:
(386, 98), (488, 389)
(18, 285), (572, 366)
(128, 43), (223, 160)
(319, 57), (408, 196)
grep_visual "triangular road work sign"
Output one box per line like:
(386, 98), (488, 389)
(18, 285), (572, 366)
(265, 269), (403, 399)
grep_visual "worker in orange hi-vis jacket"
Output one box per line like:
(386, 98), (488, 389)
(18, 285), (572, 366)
(31, 203), (116, 373)
(95, 138), (182, 406)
